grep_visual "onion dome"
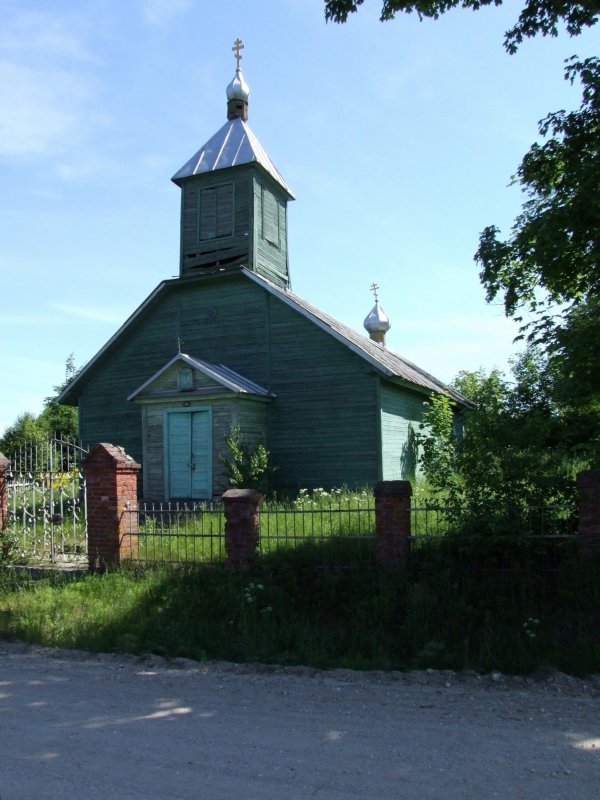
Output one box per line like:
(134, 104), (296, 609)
(364, 296), (391, 346)
(226, 68), (250, 103)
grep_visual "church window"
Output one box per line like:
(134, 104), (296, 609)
(177, 368), (194, 391)
(261, 186), (280, 247)
(199, 183), (233, 240)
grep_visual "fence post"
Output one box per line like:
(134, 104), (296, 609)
(82, 443), (140, 571)
(374, 480), (412, 568)
(576, 470), (600, 558)
(222, 488), (261, 572)
(0, 453), (9, 531)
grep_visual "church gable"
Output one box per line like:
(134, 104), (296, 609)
(128, 353), (272, 402)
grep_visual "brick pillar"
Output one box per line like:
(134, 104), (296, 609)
(374, 480), (412, 568)
(576, 470), (600, 558)
(0, 453), (9, 532)
(222, 488), (261, 572)
(82, 443), (140, 571)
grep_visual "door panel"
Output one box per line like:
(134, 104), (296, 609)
(166, 410), (211, 499)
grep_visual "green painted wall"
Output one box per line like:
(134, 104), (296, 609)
(179, 168), (253, 275)
(178, 165), (289, 288)
(252, 175), (289, 287)
(266, 294), (380, 490)
(380, 381), (426, 480)
(78, 273), (418, 494)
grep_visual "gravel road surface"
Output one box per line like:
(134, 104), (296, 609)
(1, 641), (599, 799)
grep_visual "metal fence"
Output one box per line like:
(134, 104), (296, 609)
(125, 501), (225, 564)
(411, 501), (577, 537)
(5, 437), (88, 565)
(260, 495), (375, 559)
(122, 493), (376, 565)
(118, 495), (578, 566)
(410, 503), (578, 570)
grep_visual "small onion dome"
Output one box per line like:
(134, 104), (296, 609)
(364, 301), (391, 336)
(226, 68), (250, 102)
(364, 301), (391, 345)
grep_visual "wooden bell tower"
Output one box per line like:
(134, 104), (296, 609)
(171, 40), (294, 289)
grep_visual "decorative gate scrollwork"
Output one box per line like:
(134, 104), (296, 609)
(4, 437), (88, 565)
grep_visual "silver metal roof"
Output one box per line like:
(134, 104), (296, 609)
(171, 117), (294, 198)
(127, 352), (273, 401)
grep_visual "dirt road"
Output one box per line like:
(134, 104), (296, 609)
(0, 641), (599, 799)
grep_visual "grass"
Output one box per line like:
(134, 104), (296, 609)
(123, 488), (376, 564)
(1, 539), (599, 675)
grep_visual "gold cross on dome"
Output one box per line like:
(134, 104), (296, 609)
(232, 38), (244, 70)
(370, 282), (380, 302)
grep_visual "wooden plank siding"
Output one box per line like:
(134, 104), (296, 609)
(380, 381), (426, 480)
(179, 166), (289, 289)
(78, 290), (182, 494)
(78, 273), (423, 496)
(254, 175), (288, 287)
(78, 275), (269, 494)
(266, 294), (380, 490)
(179, 167), (253, 275)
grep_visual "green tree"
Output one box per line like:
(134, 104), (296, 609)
(417, 349), (578, 532)
(0, 413), (46, 457)
(324, 0), (599, 53)
(38, 354), (80, 440)
(477, 57), (600, 320)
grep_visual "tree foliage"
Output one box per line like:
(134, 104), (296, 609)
(477, 57), (600, 318)
(39, 354), (80, 441)
(416, 349), (581, 535)
(324, 0), (599, 53)
(0, 413), (46, 457)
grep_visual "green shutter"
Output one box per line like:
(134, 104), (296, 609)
(199, 183), (233, 241)
(261, 187), (280, 247)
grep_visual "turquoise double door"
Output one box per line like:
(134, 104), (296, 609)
(165, 409), (211, 499)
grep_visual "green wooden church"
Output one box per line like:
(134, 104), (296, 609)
(60, 45), (467, 499)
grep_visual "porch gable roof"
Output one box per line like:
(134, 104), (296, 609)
(127, 352), (273, 401)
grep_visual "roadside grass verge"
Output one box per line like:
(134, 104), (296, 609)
(1, 541), (599, 674)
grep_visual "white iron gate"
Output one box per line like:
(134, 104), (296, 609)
(5, 437), (88, 565)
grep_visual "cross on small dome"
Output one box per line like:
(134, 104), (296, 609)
(226, 38), (250, 119)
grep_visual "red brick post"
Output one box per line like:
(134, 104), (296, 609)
(374, 480), (413, 568)
(0, 453), (9, 532)
(82, 443), (141, 571)
(222, 488), (261, 572)
(576, 470), (600, 558)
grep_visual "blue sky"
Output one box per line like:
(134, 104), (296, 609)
(1, 0), (598, 435)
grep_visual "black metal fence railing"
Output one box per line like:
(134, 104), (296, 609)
(126, 501), (225, 564)
(259, 496), (376, 560)
(117, 496), (578, 567)
(410, 502), (578, 541)
(120, 495), (376, 565)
